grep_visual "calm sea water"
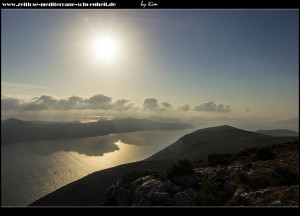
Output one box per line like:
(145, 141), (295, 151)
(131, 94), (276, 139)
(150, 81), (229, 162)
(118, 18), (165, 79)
(1, 129), (194, 207)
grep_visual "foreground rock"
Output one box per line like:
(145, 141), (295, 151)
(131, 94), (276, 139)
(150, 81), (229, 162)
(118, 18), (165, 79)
(102, 168), (236, 206)
(102, 141), (299, 206)
(226, 185), (299, 206)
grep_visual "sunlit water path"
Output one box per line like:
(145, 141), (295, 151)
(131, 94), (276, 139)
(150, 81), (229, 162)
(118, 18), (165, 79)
(1, 129), (194, 206)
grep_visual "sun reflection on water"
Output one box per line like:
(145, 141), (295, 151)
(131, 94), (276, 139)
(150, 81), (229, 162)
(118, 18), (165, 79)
(74, 140), (143, 172)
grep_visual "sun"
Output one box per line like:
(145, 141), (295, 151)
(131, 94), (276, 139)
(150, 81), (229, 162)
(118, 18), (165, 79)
(93, 36), (118, 60)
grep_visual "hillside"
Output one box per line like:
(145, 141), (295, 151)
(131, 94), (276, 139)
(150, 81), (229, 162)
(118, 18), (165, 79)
(29, 125), (298, 206)
(1, 118), (193, 145)
(255, 129), (299, 137)
(146, 125), (296, 162)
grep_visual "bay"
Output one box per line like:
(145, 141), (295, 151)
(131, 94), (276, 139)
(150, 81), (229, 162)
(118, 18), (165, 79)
(1, 129), (194, 206)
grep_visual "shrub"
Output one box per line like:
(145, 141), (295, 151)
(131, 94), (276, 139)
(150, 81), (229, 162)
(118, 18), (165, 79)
(237, 147), (258, 158)
(245, 147), (257, 153)
(237, 150), (250, 157)
(244, 162), (253, 170)
(167, 159), (194, 177)
(207, 153), (233, 166)
(235, 171), (249, 185)
(248, 174), (271, 190)
(194, 176), (229, 206)
(269, 166), (299, 187)
(234, 171), (271, 190)
(254, 147), (274, 161)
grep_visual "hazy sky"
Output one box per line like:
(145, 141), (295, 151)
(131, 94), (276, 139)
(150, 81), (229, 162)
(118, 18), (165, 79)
(1, 9), (299, 123)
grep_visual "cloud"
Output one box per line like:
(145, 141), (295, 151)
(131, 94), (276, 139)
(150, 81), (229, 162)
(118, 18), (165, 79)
(2, 94), (233, 114)
(37, 95), (58, 107)
(56, 95), (83, 110)
(113, 99), (135, 111)
(179, 104), (191, 112)
(161, 101), (172, 110)
(1, 96), (22, 110)
(24, 95), (59, 110)
(194, 101), (231, 113)
(84, 94), (112, 110)
(1, 94), (136, 112)
(143, 98), (159, 111)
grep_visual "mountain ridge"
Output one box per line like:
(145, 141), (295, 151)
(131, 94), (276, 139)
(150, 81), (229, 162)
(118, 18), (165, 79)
(146, 125), (287, 162)
(255, 129), (299, 137)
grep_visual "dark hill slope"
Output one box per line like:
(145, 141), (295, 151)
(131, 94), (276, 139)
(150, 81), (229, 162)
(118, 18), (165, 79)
(146, 125), (295, 162)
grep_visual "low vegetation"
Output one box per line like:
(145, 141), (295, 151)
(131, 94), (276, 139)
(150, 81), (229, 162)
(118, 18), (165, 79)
(196, 140), (299, 205)
(207, 153), (233, 166)
(254, 147), (275, 161)
(269, 166), (299, 187)
(193, 175), (228, 206)
(167, 159), (194, 177)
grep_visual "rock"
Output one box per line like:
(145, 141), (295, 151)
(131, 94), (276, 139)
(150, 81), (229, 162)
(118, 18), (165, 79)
(165, 181), (182, 194)
(129, 178), (144, 195)
(150, 192), (170, 204)
(230, 165), (244, 173)
(242, 163), (253, 170)
(172, 173), (201, 187)
(216, 168), (229, 177)
(222, 182), (236, 196)
(183, 187), (199, 196)
(230, 186), (299, 206)
(172, 192), (195, 206)
(247, 168), (265, 176)
(233, 187), (247, 198)
(132, 177), (170, 206)
(239, 192), (258, 205)
(120, 170), (155, 185)
(269, 200), (283, 206)
(194, 167), (216, 176)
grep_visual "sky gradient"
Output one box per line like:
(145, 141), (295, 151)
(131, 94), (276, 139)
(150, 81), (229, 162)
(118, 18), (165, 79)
(1, 9), (299, 127)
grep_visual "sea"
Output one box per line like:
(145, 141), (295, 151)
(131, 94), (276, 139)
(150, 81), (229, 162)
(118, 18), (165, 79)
(1, 129), (194, 207)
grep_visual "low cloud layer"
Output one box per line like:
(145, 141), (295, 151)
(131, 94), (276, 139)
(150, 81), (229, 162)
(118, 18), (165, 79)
(194, 101), (231, 113)
(161, 101), (172, 110)
(179, 104), (191, 112)
(2, 94), (115, 111)
(143, 98), (159, 111)
(2, 94), (233, 114)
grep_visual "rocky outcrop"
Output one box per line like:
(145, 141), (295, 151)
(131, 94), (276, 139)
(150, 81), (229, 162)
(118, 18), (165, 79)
(173, 191), (195, 206)
(102, 163), (299, 206)
(102, 168), (237, 206)
(227, 185), (299, 206)
(172, 173), (201, 187)
(102, 141), (299, 206)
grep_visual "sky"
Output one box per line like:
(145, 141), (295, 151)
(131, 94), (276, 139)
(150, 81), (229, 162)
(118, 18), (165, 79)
(1, 9), (299, 129)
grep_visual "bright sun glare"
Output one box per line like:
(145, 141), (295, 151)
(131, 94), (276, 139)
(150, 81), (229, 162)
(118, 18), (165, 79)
(93, 36), (118, 60)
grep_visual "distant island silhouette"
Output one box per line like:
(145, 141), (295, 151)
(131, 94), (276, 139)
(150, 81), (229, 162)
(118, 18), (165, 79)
(1, 118), (194, 145)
